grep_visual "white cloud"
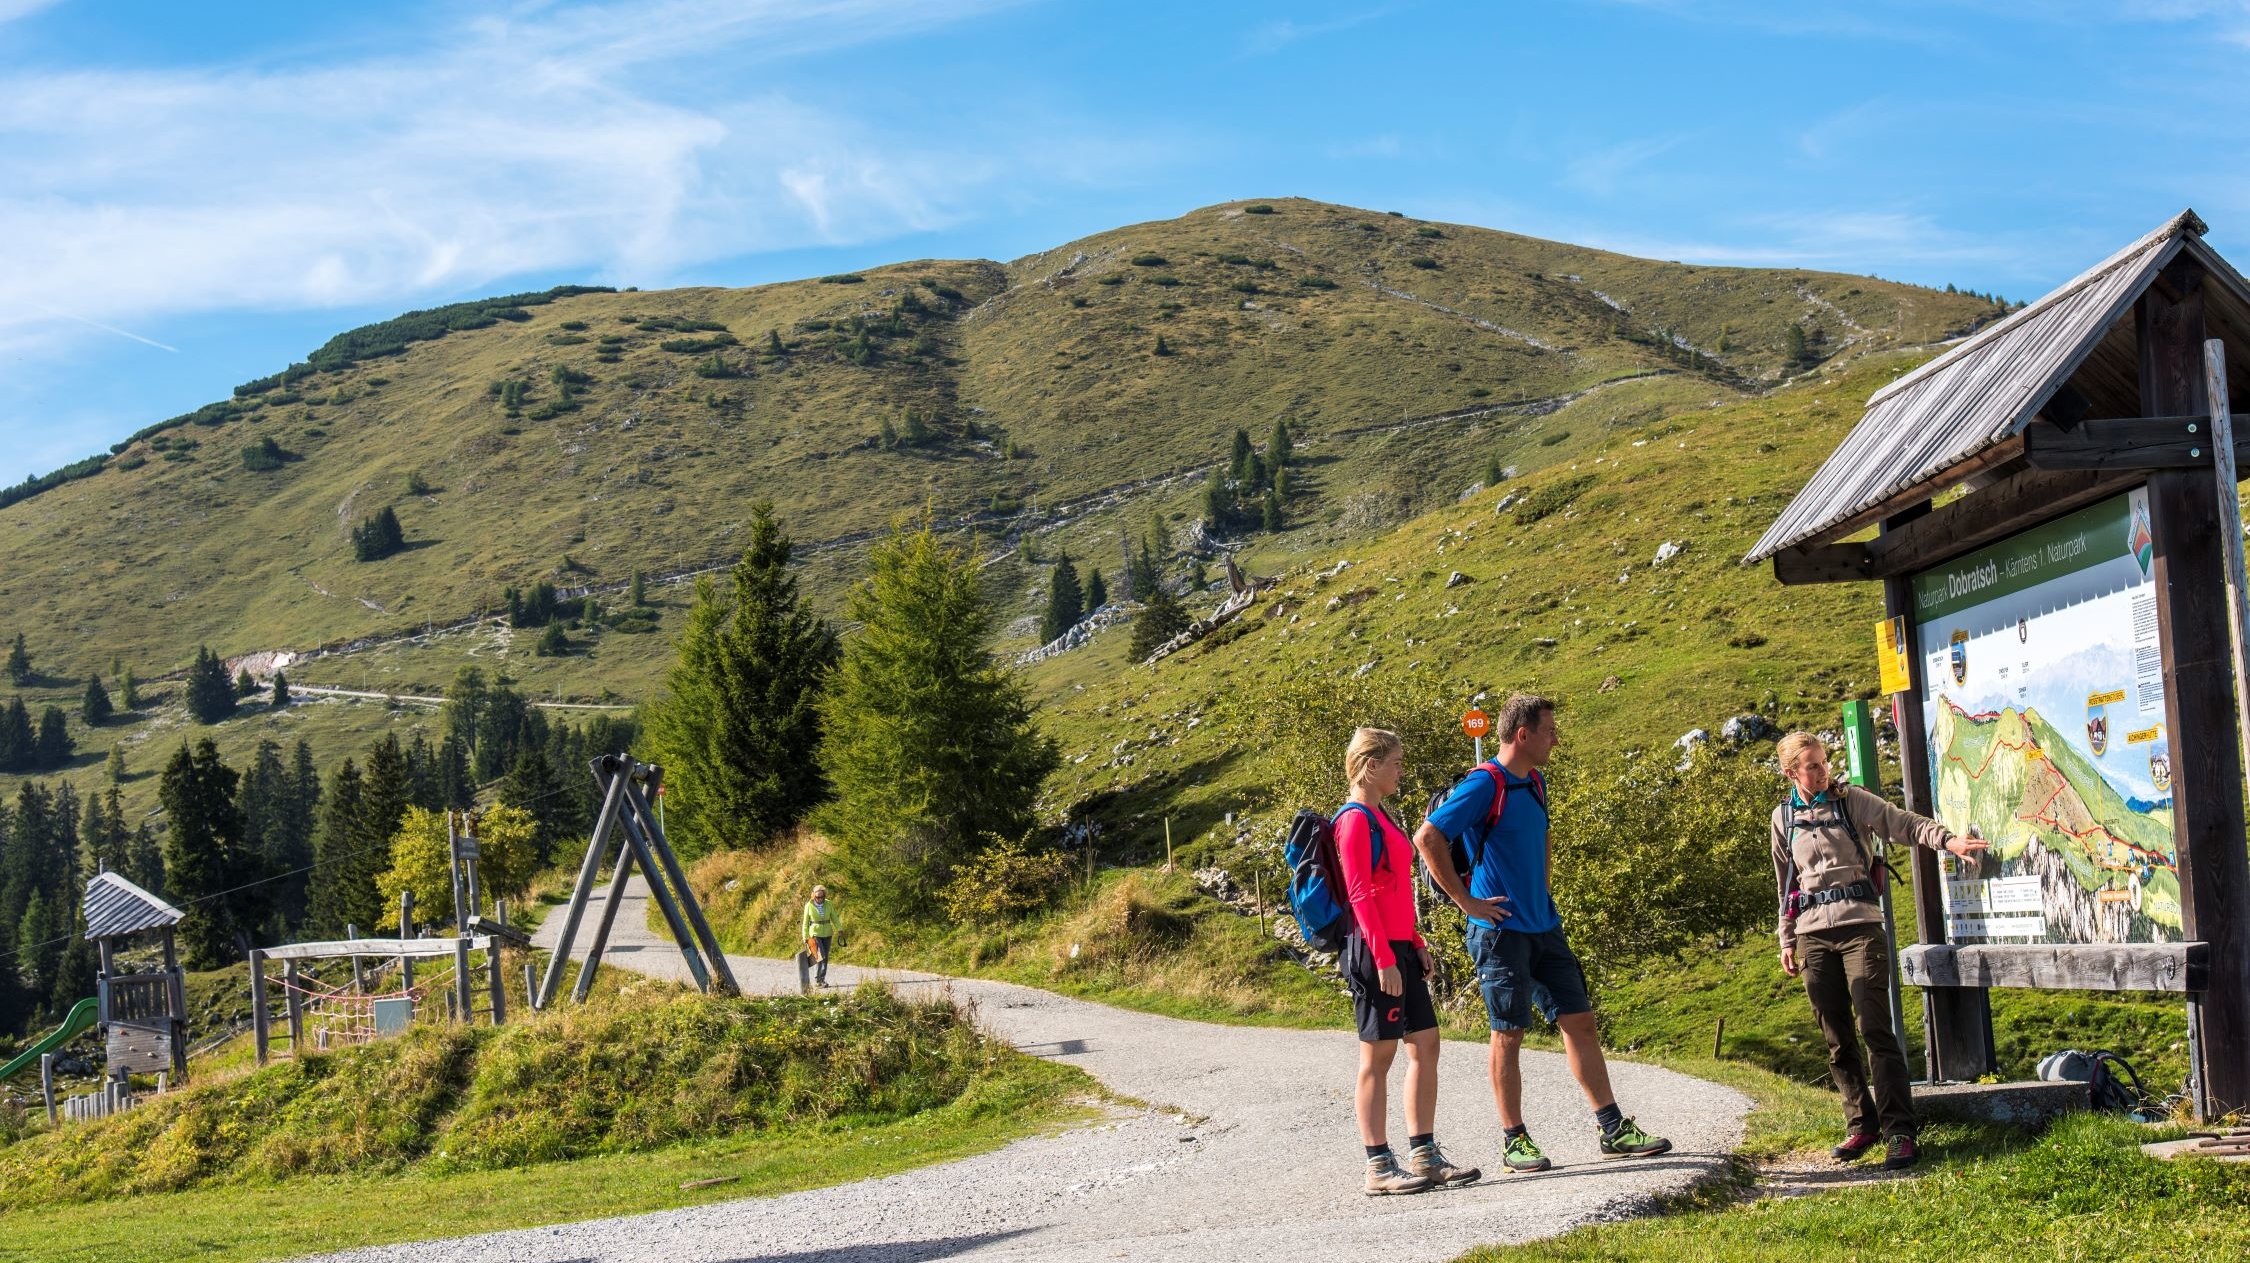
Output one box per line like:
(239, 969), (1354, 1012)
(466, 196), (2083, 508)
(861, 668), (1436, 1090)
(1242, 6), (1394, 56)
(1561, 135), (1687, 198)
(0, 0), (1049, 362)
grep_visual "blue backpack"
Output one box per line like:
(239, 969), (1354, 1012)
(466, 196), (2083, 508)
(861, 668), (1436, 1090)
(1422, 761), (1546, 908)
(1283, 802), (1385, 953)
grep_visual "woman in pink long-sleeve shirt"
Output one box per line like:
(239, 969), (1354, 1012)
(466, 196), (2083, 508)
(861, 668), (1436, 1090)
(1338, 728), (1479, 1195)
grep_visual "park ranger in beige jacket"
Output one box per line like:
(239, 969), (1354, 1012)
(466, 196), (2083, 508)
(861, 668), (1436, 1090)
(1770, 730), (1985, 1172)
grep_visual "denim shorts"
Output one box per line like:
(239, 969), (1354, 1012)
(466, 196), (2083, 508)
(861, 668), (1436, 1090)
(1466, 924), (1592, 1031)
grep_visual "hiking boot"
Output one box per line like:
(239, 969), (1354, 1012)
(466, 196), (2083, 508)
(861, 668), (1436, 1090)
(1832, 1131), (1881, 1162)
(1883, 1134), (1920, 1171)
(1405, 1141), (1482, 1188)
(1501, 1132), (1552, 1173)
(1598, 1118), (1673, 1159)
(1364, 1151), (1433, 1196)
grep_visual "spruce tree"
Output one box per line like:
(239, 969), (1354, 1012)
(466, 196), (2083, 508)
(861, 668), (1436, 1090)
(644, 502), (840, 859)
(235, 668), (257, 696)
(1085, 568), (1108, 612)
(305, 759), (363, 934)
(351, 736), (412, 933)
(536, 619), (569, 656)
(185, 646), (237, 724)
(1040, 553), (1084, 643)
(271, 671), (290, 708)
(443, 666), (487, 755)
(815, 514), (1058, 914)
(106, 744), (126, 784)
(352, 505), (406, 561)
(1784, 322), (1810, 367)
(1269, 419), (1293, 470)
(1203, 474), (1233, 532)
(438, 733), (475, 809)
(500, 748), (567, 867)
(0, 697), (30, 772)
(82, 674), (113, 726)
(4, 633), (28, 686)
(118, 664), (139, 710)
(1485, 452), (1504, 489)
(628, 569), (648, 606)
(35, 706), (71, 769)
(159, 740), (259, 968)
(1131, 585), (1192, 660)
(1263, 488), (1284, 532)
(1231, 428), (1254, 485)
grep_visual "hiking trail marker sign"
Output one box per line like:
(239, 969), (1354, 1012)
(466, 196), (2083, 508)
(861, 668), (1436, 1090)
(1461, 708), (1490, 739)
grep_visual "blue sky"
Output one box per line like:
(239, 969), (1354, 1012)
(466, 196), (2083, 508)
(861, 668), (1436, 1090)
(4, 0), (2247, 486)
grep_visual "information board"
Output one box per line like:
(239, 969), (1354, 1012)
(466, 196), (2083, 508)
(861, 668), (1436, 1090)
(1911, 488), (2181, 945)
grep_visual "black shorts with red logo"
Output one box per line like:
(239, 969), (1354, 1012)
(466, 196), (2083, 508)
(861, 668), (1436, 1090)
(1344, 936), (1439, 1043)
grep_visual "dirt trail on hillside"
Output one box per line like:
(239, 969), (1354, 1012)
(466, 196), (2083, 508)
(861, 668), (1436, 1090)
(296, 879), (1748, 1263)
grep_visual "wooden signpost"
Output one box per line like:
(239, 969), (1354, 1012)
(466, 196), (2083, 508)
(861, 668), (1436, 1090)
(1747, 212), (2250, 1117)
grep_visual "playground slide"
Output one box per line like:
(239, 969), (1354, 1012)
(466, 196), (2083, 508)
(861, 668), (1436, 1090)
(0, 997), (99, 1083)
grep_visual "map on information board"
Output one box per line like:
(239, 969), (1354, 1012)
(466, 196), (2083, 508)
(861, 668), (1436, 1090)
(1912, 488), (2181, 946)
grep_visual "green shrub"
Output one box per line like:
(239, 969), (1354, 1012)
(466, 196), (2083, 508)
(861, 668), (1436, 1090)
(1130, 253), (1167, 266)
(1409, 256), (1439, 270)
(1538, 429), (1571, 447)
(659, 335), (737, 353)
(1415, 225), (1442, 238)
(1146, 275), (1181, 288)
(1230, 280), (1260, 294)
(545, 334), (586, 346)
(558, 319), (588, 331)
(1297, 276), (1339, 290)
(1244, 204), (1275, 214)
(1096, 275), (1125, 286)
(818, 273), (865, 284)
(1513, 473), (1597, 523)
(115, 454), (147, 470)
(240, 438), (287, 471)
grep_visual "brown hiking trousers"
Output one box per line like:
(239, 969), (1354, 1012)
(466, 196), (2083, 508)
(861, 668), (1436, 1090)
(1800, 922), (1916, 1138)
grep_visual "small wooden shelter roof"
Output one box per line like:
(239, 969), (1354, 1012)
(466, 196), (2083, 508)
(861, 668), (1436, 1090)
(83, 871), (186, 940)
(1748, 209), (2250, 563)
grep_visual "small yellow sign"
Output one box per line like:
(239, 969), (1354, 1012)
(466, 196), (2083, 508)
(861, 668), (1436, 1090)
(2088, 689), (2127, 707)
(2128, 725), (2164, 745)
(1876, 616), (1913, 695)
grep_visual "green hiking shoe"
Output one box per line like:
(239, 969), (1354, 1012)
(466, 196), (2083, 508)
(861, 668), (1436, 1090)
(1598, 1117), (1673, 1159)
(1501, 1132), (1552, 1173)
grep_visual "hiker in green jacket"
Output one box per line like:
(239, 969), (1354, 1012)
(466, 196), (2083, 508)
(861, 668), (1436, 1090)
(801, 886), (838, 987)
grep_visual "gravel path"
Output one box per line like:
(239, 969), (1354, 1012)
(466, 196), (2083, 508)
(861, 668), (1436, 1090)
(297, 879), (1749, 1263)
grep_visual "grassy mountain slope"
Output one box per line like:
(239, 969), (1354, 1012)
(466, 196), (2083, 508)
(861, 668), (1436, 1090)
(1, 198), (1998, 699)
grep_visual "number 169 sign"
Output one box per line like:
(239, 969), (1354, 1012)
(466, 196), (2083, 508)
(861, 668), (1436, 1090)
(1461, 708), (1490, 739)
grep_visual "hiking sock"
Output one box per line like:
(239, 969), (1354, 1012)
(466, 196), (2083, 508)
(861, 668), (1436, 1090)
(1365, 1144), (1392, 1159)
(1593, 1103), (1625, 1137)
(1408, 1133), (1434, 1149)
(1503, 1124), (1529, 1141)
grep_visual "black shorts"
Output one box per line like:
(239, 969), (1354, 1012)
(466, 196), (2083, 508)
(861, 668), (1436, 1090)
(1344, 937), (1438, 1043)
(1466, 925), (1592, 1031)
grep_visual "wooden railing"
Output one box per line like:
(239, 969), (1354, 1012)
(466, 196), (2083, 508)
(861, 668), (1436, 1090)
(108, 973), (176, 1023)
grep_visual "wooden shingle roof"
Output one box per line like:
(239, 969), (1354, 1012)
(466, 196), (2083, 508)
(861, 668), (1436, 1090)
(1748, 210), (2250, 563)
(83, 871), (185, 940)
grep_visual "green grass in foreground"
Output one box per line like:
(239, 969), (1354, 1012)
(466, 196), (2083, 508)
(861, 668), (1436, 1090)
(0, 1053), (1093, 1263)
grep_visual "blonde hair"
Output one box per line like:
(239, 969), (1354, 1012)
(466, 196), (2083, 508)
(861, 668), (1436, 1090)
(1776, 731), (1828, 775)
(1344, 727), (1403, 789)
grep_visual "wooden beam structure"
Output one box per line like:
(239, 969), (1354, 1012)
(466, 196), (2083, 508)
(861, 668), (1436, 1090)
(1901, 942), (2209, 992)
(2022, 413), (2250, 470)
(2141, 259), (2250, 1117)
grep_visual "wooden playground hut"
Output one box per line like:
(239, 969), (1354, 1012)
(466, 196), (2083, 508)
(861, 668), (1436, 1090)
(1747, 209), (2250, 1118)
(83, 871), (190, 1084)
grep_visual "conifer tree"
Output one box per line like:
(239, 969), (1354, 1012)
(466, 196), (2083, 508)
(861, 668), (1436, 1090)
(628, 570), (648, 606)
(438, 733), (475, 809)
(500, 747), (568, 867)
(35, 706), (71, 769)
(82, 674), (112, 726)
(1784, 322), (1810, 367)
(159, 739), (260, 967)
(185, 646), (237, 724)
(766, 329), (786, 357)
(443, 666), (487, 753)
(235, 668), (257, 696)
(1263, 488), (1285, 532)
(1269, 419), (1293, 470)
(118, 664), (140, 710)
(536, 619), (569, 656)
(816, 514), (1058, 914)
(271, 671), (290, 708)
(644, 502), (839, 858)
(1131, 585), (1192, 660)
(1153, 334), (1172, 356)
(305, 758), (363, 934)
(1485, 452), (1504, 489)
(0, 697), (31, 772)
(1085, 568), (1108, 612)
(352, 505), (406, 561)
(1203, 474), (1233, 532)
(1040, 553), (1084, 643)
(4, 633), (28, 686)
(106, 744), (126, 784)
(1231, 429), (1254, 484)
(127, 822), (166, 897)
(352, 735), (412, 932)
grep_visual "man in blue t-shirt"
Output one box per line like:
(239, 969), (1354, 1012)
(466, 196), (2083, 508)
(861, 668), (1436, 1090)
(1413, 694), (1672, 1173)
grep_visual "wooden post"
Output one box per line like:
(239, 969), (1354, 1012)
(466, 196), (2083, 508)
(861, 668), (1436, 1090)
(454, 937), (474, 1024)
(160, 927), (187, 1081)
(1164, 816), (1173, 872)
(400, 890), (415, 992)
(574, 840), (637, 1003)
(525, 962), (540, 1012)
(250, 949), (269, 1065)
(1883, 506), (1991, 1081)
(283, 959), (304, 1055)
(447, 811), (468, 935)
(537, 760), (631, 1010)
(40, 1053), (56, 1125)
(487, 942), (506, 1026)
(347, 924), (367, 994)
(1712, 1017), (1725, 1060)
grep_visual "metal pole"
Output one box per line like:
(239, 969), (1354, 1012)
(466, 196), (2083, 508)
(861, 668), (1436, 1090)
(537, 760), (630, 1009)
(614, 790), (714, 993)
(573, 841), (639, 1003)
(621, 770), (735, 993)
